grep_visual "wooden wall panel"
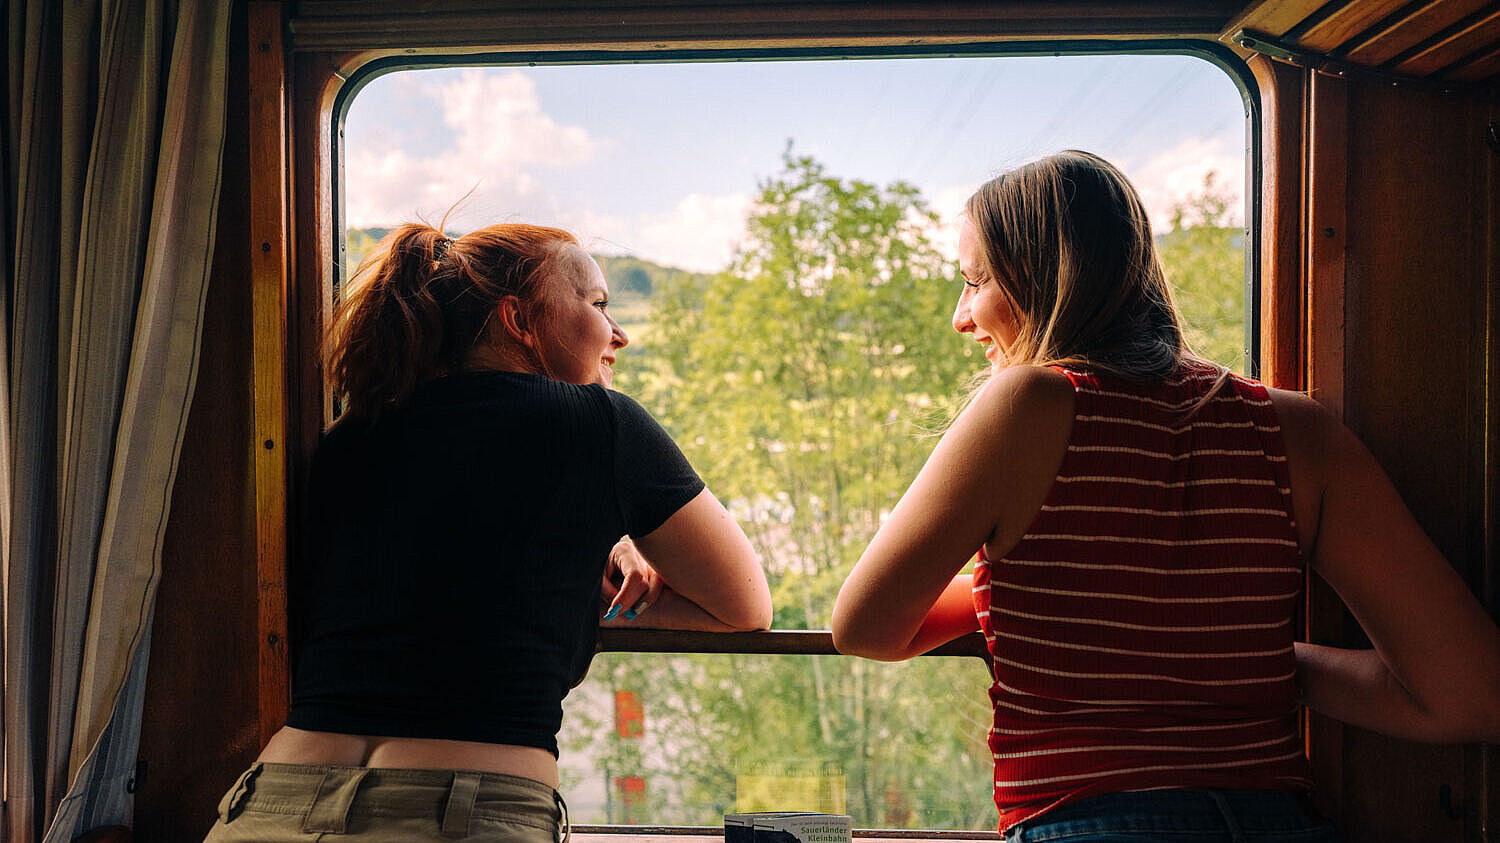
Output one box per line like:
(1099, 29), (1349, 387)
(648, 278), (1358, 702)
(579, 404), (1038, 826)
(287, 1), (1246, 50)
(1483, 78), (1500, 843)
(1298, 0), (1411, 53)
(1342, 0), (1491, 66)
(1333, 75), (1491, 843)
(135, 2), (260, 839)
(1305, 71), (1347, 418)
(1224, 0), (1330, 40)
(1393, 7), (1500, 76)
(248, 0), (293, 747)
(1249, 54), (1307, 390)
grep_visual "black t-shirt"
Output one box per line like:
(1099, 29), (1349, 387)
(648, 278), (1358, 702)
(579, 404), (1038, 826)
(286, 371), (704, 755)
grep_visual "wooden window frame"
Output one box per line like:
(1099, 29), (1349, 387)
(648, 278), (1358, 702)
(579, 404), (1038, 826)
(247, 4), (1273, 837)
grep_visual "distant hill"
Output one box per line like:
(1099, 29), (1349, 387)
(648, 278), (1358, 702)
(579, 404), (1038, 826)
(594, 254), (711, 296)
(344, 228), (709, 296)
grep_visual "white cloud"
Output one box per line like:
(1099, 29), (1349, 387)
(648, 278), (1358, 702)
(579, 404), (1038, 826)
(585, 192), (752, 274)
(1127, 136), (1245, 232)
(345, 69), (597, 228)
(929, 184), (976, 260)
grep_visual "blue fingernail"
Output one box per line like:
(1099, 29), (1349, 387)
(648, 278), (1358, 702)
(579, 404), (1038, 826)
(603, 606), (620, 621)
(624, 608), (637, 620)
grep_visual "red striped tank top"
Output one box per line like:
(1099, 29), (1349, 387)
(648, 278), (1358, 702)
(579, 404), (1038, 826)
(971, 362), (1313, 831)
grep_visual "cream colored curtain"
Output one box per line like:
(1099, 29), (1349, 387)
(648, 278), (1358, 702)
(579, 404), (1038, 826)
(3, 2), (231, 841)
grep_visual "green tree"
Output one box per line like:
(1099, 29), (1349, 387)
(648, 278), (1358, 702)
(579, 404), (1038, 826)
(566, 152), (995, 830)
(1156, 172), (1247, 371)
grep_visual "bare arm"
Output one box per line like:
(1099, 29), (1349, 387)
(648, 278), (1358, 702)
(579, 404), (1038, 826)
(623, 487), (772, 631)
(832, 366), (1073, 660)
(899, 574), (983, 659)
(1276, 389), (1500, 742)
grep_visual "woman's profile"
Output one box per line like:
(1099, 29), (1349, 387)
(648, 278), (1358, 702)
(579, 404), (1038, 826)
(204, 221), (771, 841)
(832, 150), (1500, 840)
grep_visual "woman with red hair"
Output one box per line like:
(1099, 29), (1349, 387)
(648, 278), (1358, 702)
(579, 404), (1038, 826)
(205, 222), (770, 842)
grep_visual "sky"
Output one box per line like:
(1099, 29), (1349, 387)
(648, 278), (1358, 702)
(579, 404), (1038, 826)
(343, 53), (1248, 273)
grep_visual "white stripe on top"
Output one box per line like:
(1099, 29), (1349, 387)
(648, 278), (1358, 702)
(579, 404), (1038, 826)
(1074, 414), (1280, 435)
(993, 734), (1296, 760)
(1021, 534), (1298, 548)
(993, 581), (1300, 603)
(1004, 559), (1302, 576)
(994, 749), (1308, 788)
(1068, 444), (1287, 462)
(991, 655), (1295, 686)
(994, 629), (1293, 660)
(1039, 504), (1288, 517)
(989, 605), (1291, 633)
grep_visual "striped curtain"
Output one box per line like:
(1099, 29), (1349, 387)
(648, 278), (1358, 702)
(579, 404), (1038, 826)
(3, 2), (231, 840)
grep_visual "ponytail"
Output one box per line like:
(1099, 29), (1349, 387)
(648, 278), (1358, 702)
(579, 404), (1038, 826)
(325, 221), (579, 419)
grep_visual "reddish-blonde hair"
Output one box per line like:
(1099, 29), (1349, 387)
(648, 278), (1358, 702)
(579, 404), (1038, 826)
(324, 222), (578, 419)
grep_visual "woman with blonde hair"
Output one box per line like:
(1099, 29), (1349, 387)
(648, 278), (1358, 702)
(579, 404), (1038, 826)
(205, 222), (771, 841)
(833, 150), (1500, 841)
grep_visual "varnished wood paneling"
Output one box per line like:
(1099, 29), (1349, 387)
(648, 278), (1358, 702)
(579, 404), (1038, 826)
(1249, 54), (1307, 390)
(1393, 7), (1500, 76)
(1302, 68), (1351, 824)
(1446, 40), (1500, 79)
(135, 3), (259, 839)
(1298, 0), (1412, 52)
(1335, 75), (1490, 843)
(1305, 71), (1347, 419)
(248, 0), (292, 745)
(1223, 0), (1329, 41)
(1341, 0), (1488, 66)
(1483, 77), (1500, 842)
(288, 1), (1245, 51)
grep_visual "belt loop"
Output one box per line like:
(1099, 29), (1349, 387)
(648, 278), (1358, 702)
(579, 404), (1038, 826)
(217, 763), (263, 823)
(555, 790), (571, 843)
(303, 767), (369, 834)
(442, 772), (483, 837)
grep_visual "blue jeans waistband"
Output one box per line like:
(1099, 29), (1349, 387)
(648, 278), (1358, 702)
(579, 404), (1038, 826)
(1005, 788), (1338, 843)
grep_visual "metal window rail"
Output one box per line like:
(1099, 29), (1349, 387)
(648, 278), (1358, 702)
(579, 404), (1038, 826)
(596, 628), (989, 659)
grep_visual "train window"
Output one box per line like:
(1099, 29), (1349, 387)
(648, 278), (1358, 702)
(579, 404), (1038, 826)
(558, 651), (994, 827)
(338, 52), (1252, 833)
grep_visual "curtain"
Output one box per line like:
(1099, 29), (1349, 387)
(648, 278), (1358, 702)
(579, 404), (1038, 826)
(3, 1), (232, 840)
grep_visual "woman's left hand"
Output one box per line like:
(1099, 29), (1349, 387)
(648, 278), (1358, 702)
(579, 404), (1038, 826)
(601, 537), (665, 622)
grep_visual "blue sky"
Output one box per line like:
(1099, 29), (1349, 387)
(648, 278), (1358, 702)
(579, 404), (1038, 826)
(344, 53), (1247, 272)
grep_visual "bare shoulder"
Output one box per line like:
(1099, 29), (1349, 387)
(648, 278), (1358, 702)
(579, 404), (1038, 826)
(1265, 386), (1340, 473)
(1266, 386), (1361, 554)
(965, 364), (1075, 428)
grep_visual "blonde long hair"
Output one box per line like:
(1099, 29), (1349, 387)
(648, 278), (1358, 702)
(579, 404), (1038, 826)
(964, 150), (1192, 383)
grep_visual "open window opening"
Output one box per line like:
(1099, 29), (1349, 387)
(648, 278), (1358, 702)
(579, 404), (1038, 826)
(334, 49), (1256, 836)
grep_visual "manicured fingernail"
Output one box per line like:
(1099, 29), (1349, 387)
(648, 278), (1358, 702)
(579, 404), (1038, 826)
(623, 608), (637, 620)
(603, 606), (620, 621)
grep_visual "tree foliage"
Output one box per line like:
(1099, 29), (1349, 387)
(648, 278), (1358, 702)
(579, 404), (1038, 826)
(563, 152), (994, 829)
(1156, 172), (1247, 371)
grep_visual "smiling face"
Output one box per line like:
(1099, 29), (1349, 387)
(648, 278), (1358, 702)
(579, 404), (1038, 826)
(953, 216), (1020, 369)
(536, 245), (629, 386)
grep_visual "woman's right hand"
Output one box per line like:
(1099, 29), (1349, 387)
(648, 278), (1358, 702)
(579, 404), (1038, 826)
(629, 488), (772, 631)
(601, 537), (665, 621)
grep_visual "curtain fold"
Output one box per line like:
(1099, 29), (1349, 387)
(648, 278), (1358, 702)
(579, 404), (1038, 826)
(4, 1), (232, 841)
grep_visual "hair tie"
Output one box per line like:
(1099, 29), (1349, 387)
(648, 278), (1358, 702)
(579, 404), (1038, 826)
(434, 236), (453, 262)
